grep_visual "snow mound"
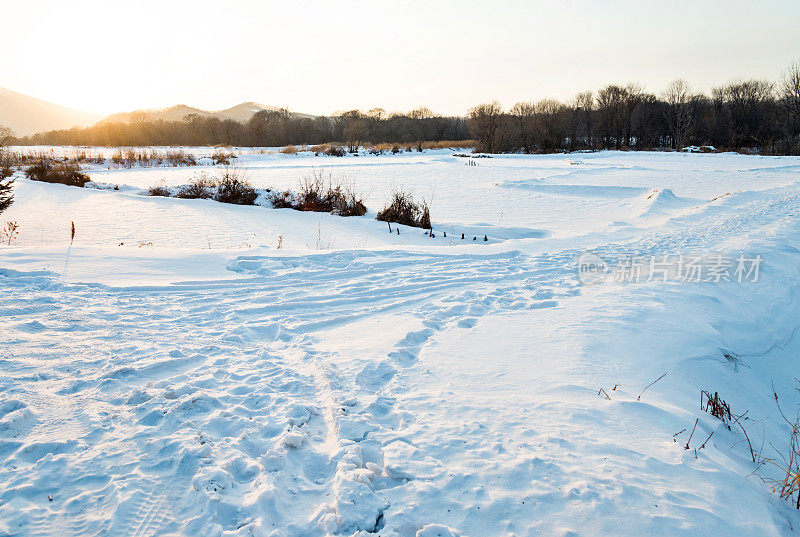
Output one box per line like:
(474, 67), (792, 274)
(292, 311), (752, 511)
(417, 524), (460, 537)
(638, 187), (693, 218)
(0, 400), (37, 438)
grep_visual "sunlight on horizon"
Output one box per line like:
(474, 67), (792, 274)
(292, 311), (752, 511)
(5, 0), (800, 116)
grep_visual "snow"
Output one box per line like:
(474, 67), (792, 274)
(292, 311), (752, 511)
(2, 148), (800, 535)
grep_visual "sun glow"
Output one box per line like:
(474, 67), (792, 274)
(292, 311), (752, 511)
(5, 0), (800, 116)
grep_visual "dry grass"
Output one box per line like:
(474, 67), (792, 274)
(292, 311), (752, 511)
(281, 145), (300, 154)
(368, 140), (476, 153)
(0, 221), (19, 245)
(308, 144), (329, 154)
(110, 148), (198, 168)
(420, 140), (477, 150)
(762, 382), (800, 509)
(701, 390), (732, 428)
(211, 150), (236, 166)
(773, 421), (800, 509)
(72, 149), (106, 165)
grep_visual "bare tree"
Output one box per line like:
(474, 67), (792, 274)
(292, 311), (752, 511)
(573, 91), (594, 149)
(510, 102), (536, 153)
(662, 79), (694, 149)
(183, 113), (206, 145)
(410, 107), (436, 145)
(781, 61), (800, 149)
(410, 107), (435, 120)
(596, 85), (628, 149)
(468, 102), (504, 153)
(718, 79), (776, 148)
(337, 110), (369, 152)
(533, 99), (567, 153)
(622, 83), (644, 147)
(0, 126), (13, 147)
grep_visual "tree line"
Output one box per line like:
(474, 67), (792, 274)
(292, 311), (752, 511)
(14, 108), (470, 150)
(468, 70), (800, 155)
(12, 61), (800, 155)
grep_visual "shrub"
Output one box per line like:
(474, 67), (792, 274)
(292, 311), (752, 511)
(84, 151), (106, 165)
(281, 145), (299, 155)
(176, 174), (214, 199)
(214, 167), (257, 205)
(148, 182), (171, 196)
(377, 189), (431, 228)
(296, 173), (331, 212)
(166, 149), (197, 167)
(25, 160), (90, 187)
(271, 190), (295, 209)
(294, 170), (366, 216)
(333, 189), (367, 216)
(324, 145), (346, 157)
(211, 150), (235, 166)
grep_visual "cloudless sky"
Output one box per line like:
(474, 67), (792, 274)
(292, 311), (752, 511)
(5, 0), (800, 116)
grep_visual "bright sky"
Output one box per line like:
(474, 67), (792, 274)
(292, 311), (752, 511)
(5, 0), (800, 116)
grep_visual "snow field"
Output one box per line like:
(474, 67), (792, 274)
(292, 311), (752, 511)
(2, 149), (800, 535)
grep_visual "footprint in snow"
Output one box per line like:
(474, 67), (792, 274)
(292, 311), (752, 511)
(457, 317), (478, 328)
(356, 361), (397, 391)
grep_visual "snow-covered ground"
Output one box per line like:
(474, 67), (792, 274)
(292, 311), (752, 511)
(3, 148), (800, 536)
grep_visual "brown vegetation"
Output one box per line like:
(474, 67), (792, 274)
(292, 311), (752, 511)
(25, 160), (90, 187)
(292, 170), (366, 216)
(213, 167), (258, 205)
(376, 189), (431, 229)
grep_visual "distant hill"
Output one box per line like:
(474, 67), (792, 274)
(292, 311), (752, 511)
(0, 87), (102, 137)
(0, 89), (317, 137)
(101, 102), (316, 125)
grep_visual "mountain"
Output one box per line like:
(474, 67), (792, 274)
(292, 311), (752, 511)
(0, 87), (103, 137)
(0, 88), (316, 137)
(101, 102), (315, 125)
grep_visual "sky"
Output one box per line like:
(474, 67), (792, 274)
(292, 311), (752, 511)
(4, 0), (800, 117)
